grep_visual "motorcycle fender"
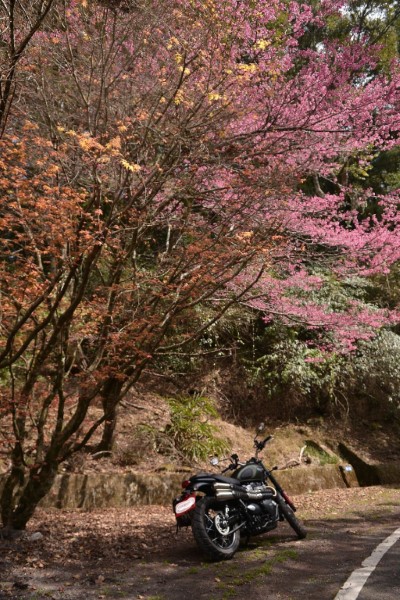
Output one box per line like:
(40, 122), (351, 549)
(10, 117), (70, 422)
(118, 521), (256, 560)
(190, 481), (215, 494)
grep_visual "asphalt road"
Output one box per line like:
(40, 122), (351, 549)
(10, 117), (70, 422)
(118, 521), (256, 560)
(128, 506), (400, 600)
(341, 535), (400, 600)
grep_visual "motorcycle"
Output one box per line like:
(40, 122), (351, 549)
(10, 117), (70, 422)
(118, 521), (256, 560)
(172, 425), (307, 561)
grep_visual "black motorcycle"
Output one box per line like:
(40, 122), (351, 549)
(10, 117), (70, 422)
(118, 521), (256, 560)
(173, 427), (306, 561)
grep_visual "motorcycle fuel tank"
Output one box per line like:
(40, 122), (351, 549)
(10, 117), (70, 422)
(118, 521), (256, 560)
(232, 463), (265, 482)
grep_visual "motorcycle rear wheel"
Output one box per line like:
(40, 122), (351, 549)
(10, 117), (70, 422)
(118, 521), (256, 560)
(192, 497), (240, 561)
(278, 497), (307, 539)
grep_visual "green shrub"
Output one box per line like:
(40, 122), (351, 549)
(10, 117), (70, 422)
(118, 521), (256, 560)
(166, 395), (229, 463)
(247, 337), (347, 415)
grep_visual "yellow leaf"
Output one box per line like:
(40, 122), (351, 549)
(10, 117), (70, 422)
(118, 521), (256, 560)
(121, 159), (141, 172)
(238, 63), (258, 73)
(208, 92), (221, 102)
(255, 39), (270, 50)
(106, 136), (121, 151)
(174, 90), (184, 105)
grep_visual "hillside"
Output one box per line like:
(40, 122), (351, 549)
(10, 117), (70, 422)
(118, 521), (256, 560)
(59, 378), (400, 479)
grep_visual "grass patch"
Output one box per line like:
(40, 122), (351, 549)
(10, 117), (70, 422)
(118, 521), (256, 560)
(186, 566), (200, 574)
(221, 588), (238, 600)
(305, 442), (338, 466)
(215, 548), (299, 595)
(102, 588), (128, 598)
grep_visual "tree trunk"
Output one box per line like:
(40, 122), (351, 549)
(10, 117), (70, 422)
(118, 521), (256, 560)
(12, 463), (58, 530)
(0, 437), (28, 528)
(1, 462), (58, 531)
(96, 377), (124, 453)
(0, 466), (25, 529)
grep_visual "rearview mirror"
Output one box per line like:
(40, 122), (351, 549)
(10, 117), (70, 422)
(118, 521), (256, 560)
(257, 422), (265, 434)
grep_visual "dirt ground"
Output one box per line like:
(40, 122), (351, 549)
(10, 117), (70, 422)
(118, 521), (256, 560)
(1, 485), (400, 600)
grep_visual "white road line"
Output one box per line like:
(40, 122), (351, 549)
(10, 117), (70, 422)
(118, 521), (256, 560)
(334, 527), (400, 600)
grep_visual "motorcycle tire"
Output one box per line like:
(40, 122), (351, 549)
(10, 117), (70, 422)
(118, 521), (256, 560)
(191, 496), (240, 561)
(278, 497), (307, 539)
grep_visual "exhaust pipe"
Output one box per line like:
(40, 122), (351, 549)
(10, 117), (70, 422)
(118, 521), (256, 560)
(214, 482), (238, 501)
(215, 490), (236, 501)
(213, 482), (274, 502)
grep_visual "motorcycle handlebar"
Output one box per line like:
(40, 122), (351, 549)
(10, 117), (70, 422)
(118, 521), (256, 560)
(254, 434), (273, 453)
(221, 454), (246, 473)
(222, 463), (237, 473)
(262, 435), (273, 446)
(221, 437), (274, 471)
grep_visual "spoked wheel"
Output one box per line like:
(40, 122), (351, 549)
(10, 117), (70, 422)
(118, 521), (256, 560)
(191, 497), (240, 561)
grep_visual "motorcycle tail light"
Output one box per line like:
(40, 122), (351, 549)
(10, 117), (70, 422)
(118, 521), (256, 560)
(174, 494), (196, 516)
(181, 479), (190, 488)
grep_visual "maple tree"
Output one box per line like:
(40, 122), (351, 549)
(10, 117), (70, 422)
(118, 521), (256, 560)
(0, 0), (58, 133)
(0, 0), (399, 530)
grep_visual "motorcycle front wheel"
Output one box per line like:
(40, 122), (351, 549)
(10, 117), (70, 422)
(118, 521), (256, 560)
(277, 496), (307, 539)
(191, 496), (240, 561)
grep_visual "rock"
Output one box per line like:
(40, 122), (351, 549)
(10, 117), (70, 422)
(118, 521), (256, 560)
(28, 532), (44, 541)
(339, 464), (359, 488)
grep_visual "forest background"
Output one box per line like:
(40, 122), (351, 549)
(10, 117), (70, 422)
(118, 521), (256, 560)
(1, 0), (400, 533)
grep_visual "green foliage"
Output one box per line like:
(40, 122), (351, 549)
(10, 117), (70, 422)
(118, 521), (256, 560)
(305, 442), (338, 465)
(368, 147), (400, 193)
(166, 395), (229, 463)
(377, 26), (399, 74)
(249, 336), (345, 413)
(198, 305), (254, 348)
(153, 304), (255, 381)
(352, 331), (400, 413)
(245, 318), (400, 420)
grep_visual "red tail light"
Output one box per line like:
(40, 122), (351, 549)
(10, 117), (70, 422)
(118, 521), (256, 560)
(182, 479), (190, 488)
(174, 493), (196, 516)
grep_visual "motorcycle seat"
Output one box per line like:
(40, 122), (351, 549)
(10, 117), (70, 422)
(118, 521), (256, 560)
(214, 474), (241, 484)
(193, 473), (240, 484)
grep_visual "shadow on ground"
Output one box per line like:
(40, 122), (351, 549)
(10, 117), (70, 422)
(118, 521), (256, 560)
(2, 489), (400, 600)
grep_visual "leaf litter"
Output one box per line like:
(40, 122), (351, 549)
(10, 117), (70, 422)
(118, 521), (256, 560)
(1, 486), (400, 599)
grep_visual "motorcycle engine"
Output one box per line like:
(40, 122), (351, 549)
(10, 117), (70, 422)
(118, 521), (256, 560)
(243, 483), (279, 535)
